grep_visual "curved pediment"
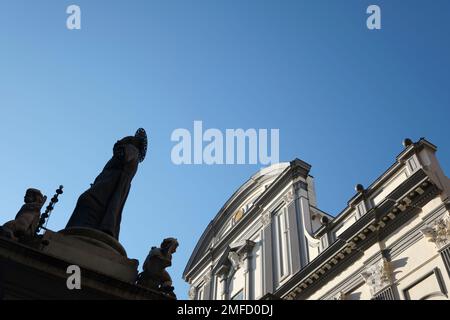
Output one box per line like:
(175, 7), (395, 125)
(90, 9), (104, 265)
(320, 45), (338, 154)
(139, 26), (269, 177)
(183, 163), (290, 280)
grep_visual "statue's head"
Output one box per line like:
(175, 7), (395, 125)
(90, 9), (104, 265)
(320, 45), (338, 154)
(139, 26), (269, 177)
(161, 237), (179, 254)
(114, 128), (148, 163)
(24, 188), (45, 205)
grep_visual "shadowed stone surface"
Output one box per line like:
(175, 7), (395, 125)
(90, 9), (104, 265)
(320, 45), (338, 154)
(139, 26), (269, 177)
(0, 235), (174, 300)
(41, 228), (138, 283)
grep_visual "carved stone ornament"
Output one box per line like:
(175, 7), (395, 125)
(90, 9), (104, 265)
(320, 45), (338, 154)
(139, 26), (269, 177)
(283, 190), (294, 204)
(261, 212), (271, 227)
(228, 251), (242, 270)
(188, 286), (197, 300)
(233, 208), (244, 224)
(361, 259), (392, 296)
(203, 272), (212, 283)
(421, 213), (450, 250)
(333, 291), (347, 300)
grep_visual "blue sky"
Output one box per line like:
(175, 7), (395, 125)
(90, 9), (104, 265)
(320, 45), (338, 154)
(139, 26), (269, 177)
(0, 0), (449, 299)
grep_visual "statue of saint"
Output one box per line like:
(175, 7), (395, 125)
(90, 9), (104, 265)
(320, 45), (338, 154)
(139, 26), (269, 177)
(1, 188), (47, 240)
(66, 129), (147, 240)
(137, 238), (179, 297)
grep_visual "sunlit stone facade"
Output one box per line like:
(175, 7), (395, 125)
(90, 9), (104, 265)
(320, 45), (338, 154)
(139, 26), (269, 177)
(184, 138), (450, 300)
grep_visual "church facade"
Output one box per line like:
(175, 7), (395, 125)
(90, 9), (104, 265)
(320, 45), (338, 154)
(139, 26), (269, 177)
(183, 138), (450, 300)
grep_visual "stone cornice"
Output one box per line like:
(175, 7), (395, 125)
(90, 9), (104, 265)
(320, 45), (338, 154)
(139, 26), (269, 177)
(276, 170), (440, 300)
(319, 201), (449, 300)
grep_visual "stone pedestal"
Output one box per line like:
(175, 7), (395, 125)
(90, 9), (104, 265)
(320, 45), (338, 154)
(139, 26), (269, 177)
(41, 227), (138, 283)
(0, 234), (173, 299)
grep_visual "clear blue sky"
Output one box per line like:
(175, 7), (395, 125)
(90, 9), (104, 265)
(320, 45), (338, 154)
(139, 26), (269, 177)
(1, 0), (449, 299)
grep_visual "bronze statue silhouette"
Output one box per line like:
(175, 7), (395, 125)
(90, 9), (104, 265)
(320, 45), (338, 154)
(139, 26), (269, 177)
(66, 129), (147, 240)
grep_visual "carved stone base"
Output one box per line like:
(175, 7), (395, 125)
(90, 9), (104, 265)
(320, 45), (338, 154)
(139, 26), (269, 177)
(40, 227), (139, 283)
(60, 227), (128, 256)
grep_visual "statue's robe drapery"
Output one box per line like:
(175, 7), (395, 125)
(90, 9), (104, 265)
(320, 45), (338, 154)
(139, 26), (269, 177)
(66, 138), (140, 240)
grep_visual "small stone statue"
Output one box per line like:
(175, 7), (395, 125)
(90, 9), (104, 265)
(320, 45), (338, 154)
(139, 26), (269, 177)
(1, 189), (47, 240)
(137, 238), (179, 297)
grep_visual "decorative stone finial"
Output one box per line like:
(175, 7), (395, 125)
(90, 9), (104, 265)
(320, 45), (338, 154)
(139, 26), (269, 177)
(355, 184), (365, 193)
(320, 216), (329, 226)
(402, 138), (413, 148)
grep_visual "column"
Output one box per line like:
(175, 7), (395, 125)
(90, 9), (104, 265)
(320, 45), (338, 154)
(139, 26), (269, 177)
(243, 250), (253, 300)
(262, 212), (274, 294)
(216, 265), (230, 300)
(203, 272), (212, 300)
